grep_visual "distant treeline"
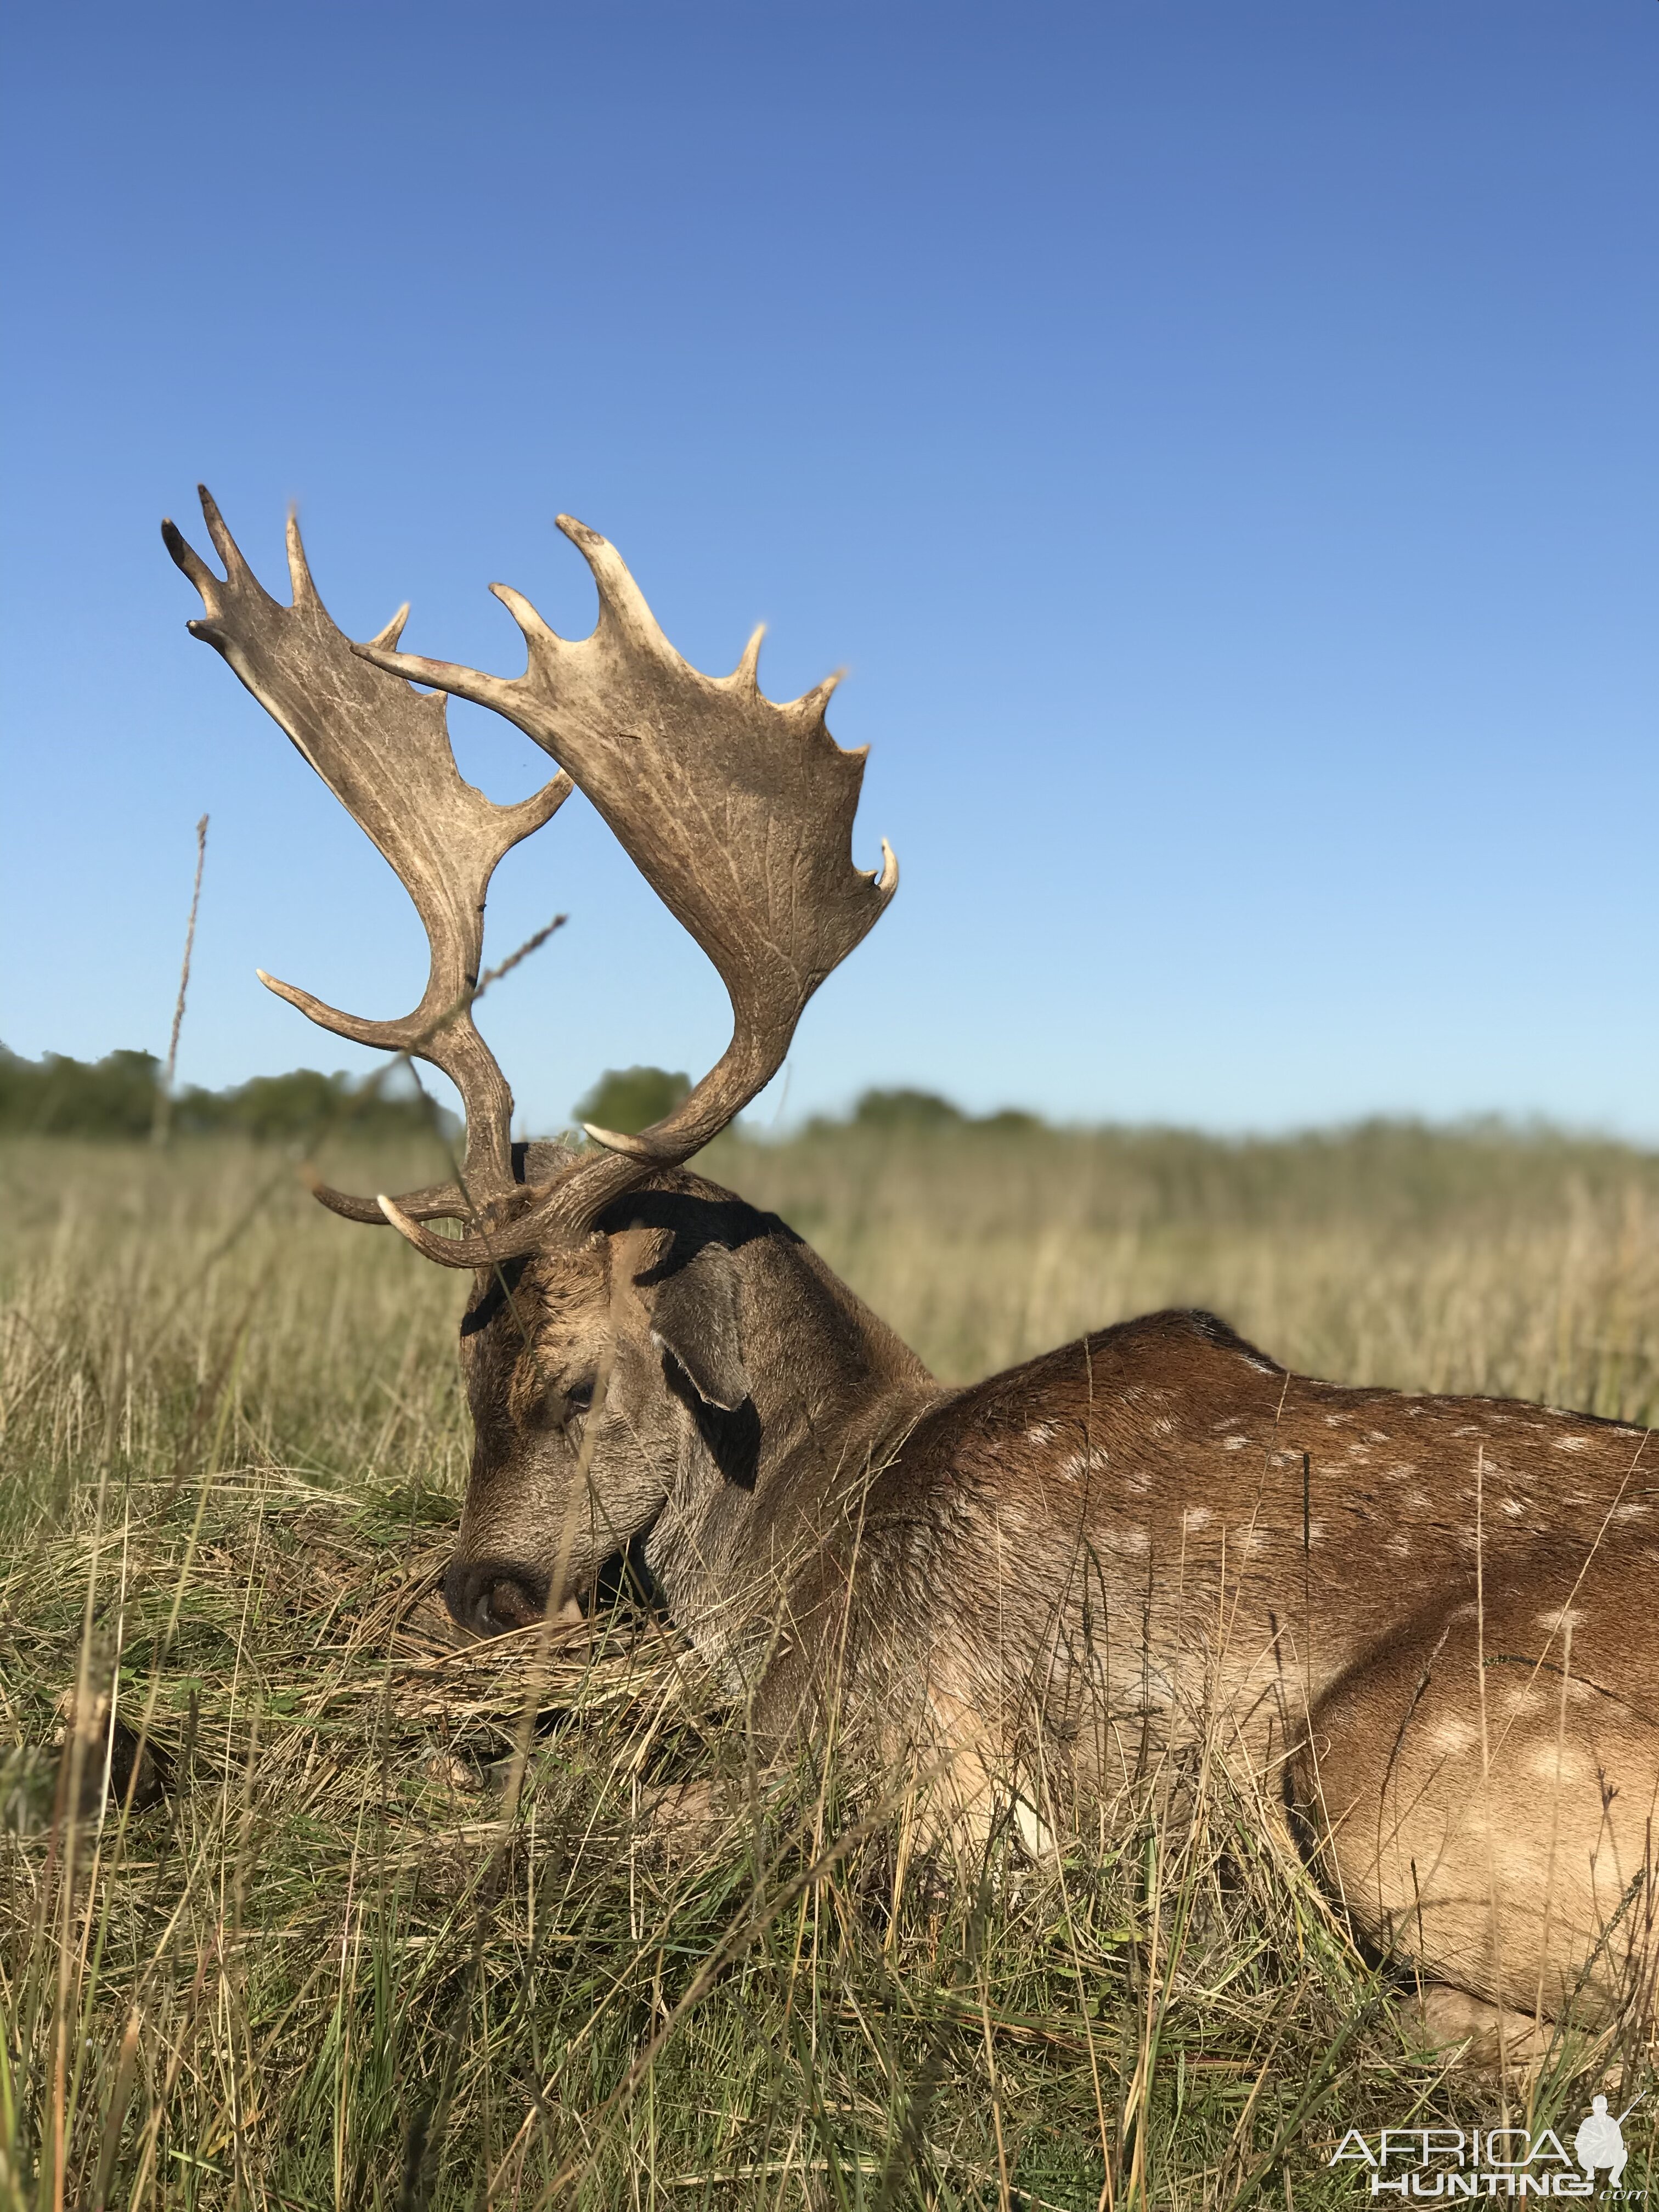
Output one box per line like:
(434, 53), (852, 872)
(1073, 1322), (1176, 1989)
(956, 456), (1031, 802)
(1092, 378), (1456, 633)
(7, 1056), (1655, 1207)
(573, 1071), (1041, 1137)
(0, 1046), (455, 1142)
(571, 1071), (1046, 1138)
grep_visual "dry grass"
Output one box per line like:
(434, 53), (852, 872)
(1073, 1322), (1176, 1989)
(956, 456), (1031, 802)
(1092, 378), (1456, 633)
(2, 1122), (1656, 2209)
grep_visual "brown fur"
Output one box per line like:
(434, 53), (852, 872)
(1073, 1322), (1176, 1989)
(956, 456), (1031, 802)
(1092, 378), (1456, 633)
(447, 1171), (1658, 2061)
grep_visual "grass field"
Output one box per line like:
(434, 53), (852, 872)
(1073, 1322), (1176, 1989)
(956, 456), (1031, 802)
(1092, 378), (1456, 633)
(3, 1121), (1657, 2209)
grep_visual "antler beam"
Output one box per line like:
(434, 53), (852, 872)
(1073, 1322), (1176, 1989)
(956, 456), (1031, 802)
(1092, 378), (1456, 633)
(354, 516), (896, 1263)
(165, 494), (894, 1267)
(163, 488), (568, 1227)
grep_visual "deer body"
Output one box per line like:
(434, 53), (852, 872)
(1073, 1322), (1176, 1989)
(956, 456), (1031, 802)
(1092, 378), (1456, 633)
(452, 1170), (1658, 2052)
(165, 490), (1657, 2063)
(848, 1302), (1656, 2035)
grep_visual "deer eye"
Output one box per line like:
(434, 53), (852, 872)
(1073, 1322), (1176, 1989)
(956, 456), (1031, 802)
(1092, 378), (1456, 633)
(565, 1378), (595, 1414)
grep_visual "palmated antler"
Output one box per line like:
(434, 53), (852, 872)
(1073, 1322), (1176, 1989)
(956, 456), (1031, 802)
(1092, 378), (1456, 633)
(353, 516), (897, 1266)
(162, 488), (569, 1229)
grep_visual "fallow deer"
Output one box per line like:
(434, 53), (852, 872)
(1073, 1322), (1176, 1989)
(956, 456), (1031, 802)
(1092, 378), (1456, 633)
(165, 488), (1657, 2069)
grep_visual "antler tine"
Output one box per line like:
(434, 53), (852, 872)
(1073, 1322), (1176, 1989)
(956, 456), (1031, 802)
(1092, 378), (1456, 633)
(731, 623), (766, 694)
(367, 603), (410, 652)
(555, 514), (670, 647)
(253, 964), (442, 1055)
(160, 517), (217, 600)
(354, 517), (898, 1267)
(303, 1173), (483, 1227)
(284, 508), (320, 607)
(352, 582), (556, 724)
(165, 488), (572, 1231)
(198, 486), (253, 585)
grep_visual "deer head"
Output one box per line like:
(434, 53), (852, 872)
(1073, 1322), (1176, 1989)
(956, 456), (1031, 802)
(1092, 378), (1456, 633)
(165, 490), (898, 1630)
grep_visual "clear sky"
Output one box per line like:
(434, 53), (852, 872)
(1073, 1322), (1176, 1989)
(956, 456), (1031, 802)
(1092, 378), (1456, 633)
(3, 3), (1654, 1138)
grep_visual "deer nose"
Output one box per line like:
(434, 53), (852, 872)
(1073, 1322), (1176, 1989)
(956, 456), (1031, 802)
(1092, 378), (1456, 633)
(443, 1558), (550, 1636)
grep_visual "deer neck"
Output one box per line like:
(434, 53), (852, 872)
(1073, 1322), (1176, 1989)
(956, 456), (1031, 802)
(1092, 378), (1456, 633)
(644, 1205), (939, 1661)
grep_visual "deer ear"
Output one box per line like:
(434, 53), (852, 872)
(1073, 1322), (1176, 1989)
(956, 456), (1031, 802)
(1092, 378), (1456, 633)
(648, 1244), (751, 1411)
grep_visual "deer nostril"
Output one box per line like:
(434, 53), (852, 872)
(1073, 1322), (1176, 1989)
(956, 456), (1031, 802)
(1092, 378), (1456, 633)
(483, 1577), (541, 1630)
(443, 1558), (550, 1637)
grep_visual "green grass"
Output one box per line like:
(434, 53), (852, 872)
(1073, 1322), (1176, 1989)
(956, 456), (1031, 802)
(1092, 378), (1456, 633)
(2, 1124), (1656, 2208)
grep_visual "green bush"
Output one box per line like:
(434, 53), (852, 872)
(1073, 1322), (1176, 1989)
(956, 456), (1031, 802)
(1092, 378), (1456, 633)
(828, 1088), (1045, 1136)
(574, 1064), (691, 1135)
(849, 1086), (966, 1131)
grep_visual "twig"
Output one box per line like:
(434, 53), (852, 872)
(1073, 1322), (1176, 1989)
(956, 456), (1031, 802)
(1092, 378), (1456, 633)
(153, 814), (208, 1147)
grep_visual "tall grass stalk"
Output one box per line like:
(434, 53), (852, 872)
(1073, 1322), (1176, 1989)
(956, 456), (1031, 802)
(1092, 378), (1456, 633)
(150, 816), (208, 1152)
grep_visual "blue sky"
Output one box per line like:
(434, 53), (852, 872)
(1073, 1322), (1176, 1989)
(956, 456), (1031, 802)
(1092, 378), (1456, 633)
(3, 3), (1654, 1137)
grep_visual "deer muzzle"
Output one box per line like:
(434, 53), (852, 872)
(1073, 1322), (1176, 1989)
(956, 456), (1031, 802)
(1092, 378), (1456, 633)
(443, 1557), (584, 1638)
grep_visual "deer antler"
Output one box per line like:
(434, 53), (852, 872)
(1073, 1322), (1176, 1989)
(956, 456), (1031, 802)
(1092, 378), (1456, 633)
(354, 516), (897, 1266)
(162, 488), (569, 1228)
